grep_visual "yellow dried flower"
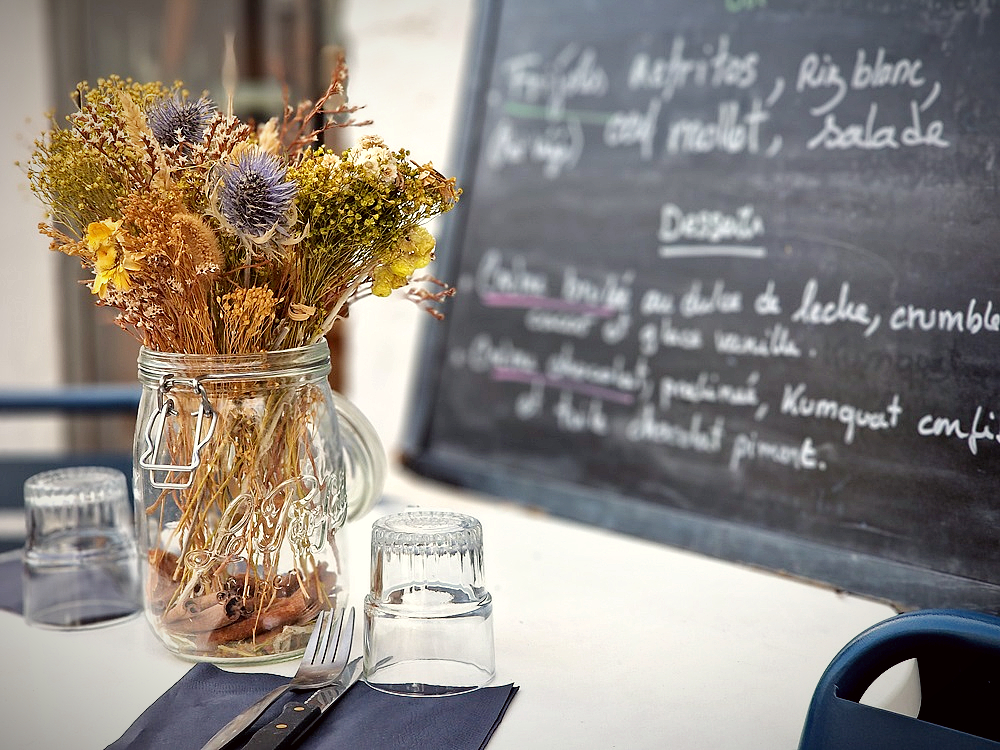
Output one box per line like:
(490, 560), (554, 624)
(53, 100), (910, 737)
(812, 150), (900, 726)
(86, 218), (122, 253)
(392, 225), (435, 273)
(27, 68), (461, 352)
(87, 219), (141, 297)
(371, 225), (435, 297)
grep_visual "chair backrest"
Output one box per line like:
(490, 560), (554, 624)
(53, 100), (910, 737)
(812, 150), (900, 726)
(799, 609), (1000, 749)
(0, 385), (140, 414)
(0, 386), (140, 552)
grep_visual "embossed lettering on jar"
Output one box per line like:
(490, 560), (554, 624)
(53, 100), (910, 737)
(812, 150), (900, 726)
(133, 341), (382, 663)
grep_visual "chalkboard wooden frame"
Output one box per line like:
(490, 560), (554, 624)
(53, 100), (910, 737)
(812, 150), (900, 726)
(403, 0), (1000, 612)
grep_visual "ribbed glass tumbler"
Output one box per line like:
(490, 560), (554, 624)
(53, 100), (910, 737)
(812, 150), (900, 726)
(22, 466), (141, 629)
(363, 510), (495, 695)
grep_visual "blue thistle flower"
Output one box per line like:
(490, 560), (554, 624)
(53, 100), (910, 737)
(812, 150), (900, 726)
(146, 94), (215, 148)
(217, 148), (297, 243)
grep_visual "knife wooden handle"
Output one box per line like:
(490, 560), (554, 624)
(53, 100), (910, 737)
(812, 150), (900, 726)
(200, 684), (291, 750)
(240, 701), (323, 750)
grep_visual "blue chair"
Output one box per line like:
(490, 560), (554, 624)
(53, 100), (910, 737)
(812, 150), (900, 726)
(0, 386), (140, 552)
(799, 609), (1000, 749)
(0, 385), (140, 414)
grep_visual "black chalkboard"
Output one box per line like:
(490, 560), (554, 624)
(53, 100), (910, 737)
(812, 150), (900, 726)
(404, 0), (1000, 611)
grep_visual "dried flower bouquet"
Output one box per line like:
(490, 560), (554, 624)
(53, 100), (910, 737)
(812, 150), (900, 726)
(25, 58), (459, 659)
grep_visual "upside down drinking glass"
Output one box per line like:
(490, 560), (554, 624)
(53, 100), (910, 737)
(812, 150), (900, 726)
(364, 509), (496, 695)
(23, 466), (141, 629)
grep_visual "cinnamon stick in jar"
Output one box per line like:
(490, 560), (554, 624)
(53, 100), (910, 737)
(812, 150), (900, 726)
(164, 599), (242, 633)
(207, 588), (308, 645)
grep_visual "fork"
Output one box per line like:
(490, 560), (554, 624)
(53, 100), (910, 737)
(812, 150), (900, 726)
(200, 606), (356, 750)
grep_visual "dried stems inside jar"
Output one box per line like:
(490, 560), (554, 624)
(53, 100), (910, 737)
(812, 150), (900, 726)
(142, 380), (342, 658)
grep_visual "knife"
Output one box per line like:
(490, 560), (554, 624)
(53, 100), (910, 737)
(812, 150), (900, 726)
(240, 657), (364, 750)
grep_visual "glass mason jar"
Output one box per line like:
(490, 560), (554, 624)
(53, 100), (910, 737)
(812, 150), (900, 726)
(133, 340), (384, 663)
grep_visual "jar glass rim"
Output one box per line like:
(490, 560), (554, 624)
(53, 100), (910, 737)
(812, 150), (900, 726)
(137, 340), (331, 383)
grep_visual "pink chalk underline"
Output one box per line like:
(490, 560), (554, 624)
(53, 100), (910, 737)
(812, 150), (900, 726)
(480, 292), (617, 317)
(491, 367), (636, 405)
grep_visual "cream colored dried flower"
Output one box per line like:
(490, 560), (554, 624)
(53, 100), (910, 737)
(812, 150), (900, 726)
(287, 303), (317, 322)
(349, 134), (397, 185)
(320, 150), (341, 170)
(256, 117), (282, 156)
(28, 68), (460, 354)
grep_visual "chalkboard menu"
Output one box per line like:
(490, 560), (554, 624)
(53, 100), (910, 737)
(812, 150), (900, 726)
(404, 0), (1000, 611)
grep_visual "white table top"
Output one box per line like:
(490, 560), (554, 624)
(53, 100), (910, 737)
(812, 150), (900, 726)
(0, 468), (903, 749)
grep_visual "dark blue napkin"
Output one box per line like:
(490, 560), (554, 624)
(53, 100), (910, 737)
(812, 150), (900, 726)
(0, 551), (22, 614)
(107, 662), (518, 750)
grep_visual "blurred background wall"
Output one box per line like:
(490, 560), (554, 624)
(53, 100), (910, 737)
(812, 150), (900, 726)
(0, 0), (60, 453)
(0, 0), (474, 459)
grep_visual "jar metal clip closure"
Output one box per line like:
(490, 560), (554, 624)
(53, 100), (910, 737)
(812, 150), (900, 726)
(138, 375), (218, 489)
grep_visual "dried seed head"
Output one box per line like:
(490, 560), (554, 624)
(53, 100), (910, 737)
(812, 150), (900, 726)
(146, 93), (215, 148)
(171, 211), (223, 276)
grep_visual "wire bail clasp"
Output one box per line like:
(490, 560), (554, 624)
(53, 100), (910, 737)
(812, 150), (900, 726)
(138, 375), (218, 489)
